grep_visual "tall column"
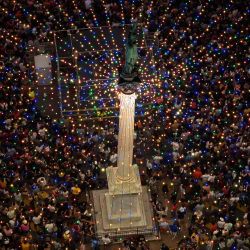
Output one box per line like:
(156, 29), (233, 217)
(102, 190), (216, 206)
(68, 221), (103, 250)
(116, 93), (136, 181)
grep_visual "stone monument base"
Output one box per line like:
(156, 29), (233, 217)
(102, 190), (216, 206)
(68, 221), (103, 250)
(105, 193), (145, 226)
(92, 186), (157, 239)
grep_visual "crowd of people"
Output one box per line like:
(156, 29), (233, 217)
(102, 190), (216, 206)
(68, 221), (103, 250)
(0, 0), (249, 249)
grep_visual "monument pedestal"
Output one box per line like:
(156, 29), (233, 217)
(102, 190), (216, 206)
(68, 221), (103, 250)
(103, 165), (146, 230)
(105, 193), (143, 224)
(92, 186), (156, 238)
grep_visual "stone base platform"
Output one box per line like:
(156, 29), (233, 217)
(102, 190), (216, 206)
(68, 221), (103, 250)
(92, 186), (157, 239)
(105, 193), (145, 227)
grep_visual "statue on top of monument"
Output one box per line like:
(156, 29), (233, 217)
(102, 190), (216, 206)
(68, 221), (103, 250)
(118, 22), (141, 95)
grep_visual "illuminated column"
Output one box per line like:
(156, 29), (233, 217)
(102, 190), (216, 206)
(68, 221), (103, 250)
(116, 93), (136, 181)
(106, 91), (141, 195)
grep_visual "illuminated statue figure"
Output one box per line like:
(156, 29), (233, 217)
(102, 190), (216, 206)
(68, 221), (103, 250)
(119, 22), (141, 94)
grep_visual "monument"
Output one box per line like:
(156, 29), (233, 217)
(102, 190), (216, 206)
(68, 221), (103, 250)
(92, 23), (155, 239)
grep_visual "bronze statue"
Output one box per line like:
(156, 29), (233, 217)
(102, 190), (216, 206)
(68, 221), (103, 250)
(118, 22), (141, 95)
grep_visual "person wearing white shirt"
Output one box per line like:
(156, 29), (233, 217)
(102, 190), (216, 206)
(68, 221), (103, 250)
(102, 234), (111, 245)
(201, 174), (210, 182)
(110, 153), (117, 163)
(224, 222), (233, 231)
(32, 214), (42, 225)
(208, 175), (215, 182)
(45, 223), (56, 233)
(158, 218), (169, 230)
(14, 192), (22, 203)
(217, 218), (225, 229)
(7, 209), (15, 219)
